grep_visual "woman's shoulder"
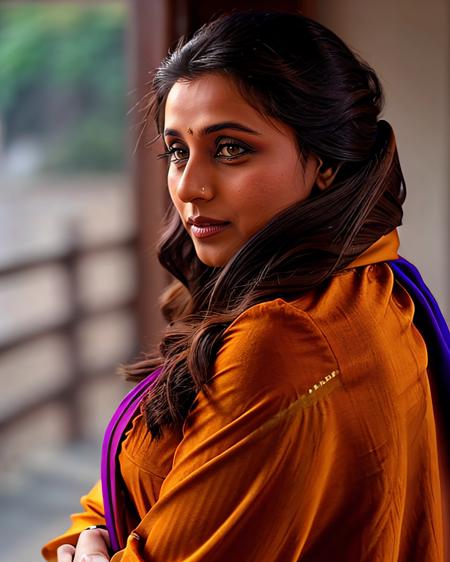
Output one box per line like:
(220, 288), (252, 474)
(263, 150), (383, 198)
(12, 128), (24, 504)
(232, 262), (413, 336)
(222, 262), (403, 343)
(213, 286), (339, 402)
(214, 262), (423, 397)
(288, 262), (419, 356)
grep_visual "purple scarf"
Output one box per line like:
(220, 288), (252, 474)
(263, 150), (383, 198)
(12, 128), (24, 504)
(100, 367), (161, 553)
(101, 256), (450, 554)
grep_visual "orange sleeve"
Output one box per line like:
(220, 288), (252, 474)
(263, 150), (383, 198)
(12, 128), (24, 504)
(41, 479), (105, 562)
(112, 300), (341, 562)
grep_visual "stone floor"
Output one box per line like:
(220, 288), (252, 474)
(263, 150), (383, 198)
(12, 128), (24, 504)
(0, 440), (101, 562)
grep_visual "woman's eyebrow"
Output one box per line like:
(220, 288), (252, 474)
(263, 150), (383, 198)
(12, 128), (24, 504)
(202, 122), (261, 135)
(164, 121), (261, 137)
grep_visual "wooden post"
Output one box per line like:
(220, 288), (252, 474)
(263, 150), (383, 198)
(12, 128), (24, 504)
(127, 0), (184, 351)
(64, 221), (84, 441)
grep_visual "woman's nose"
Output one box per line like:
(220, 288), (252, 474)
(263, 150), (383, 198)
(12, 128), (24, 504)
(175, 162), (213, 203)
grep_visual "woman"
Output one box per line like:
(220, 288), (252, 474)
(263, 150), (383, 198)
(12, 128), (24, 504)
(43, 11), (449, 562)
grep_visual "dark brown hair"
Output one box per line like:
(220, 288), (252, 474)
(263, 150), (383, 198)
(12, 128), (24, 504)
(120, 10), (406, 440)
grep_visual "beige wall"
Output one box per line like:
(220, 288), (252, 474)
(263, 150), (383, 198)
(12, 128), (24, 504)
(313, 0), (449, 320)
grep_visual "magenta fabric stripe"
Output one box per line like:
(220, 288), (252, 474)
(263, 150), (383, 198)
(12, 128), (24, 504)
(388, 257), (450, 434)
(101, 368), (161, 553)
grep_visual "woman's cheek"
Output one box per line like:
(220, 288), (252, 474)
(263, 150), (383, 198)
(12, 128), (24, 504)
(167, 178), (179, 206)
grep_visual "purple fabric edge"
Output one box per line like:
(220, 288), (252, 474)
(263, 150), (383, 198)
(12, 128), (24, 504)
(390, 257), (449, 338)
(101, 367), (161, 552)
(101, 391), (140, 551)
(388, 257), (450, 368)
(106, 391), (145, 550)
(388, 256), (450, 436)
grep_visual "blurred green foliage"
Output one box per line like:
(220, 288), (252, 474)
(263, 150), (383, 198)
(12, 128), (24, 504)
(0, 4), (127, 173)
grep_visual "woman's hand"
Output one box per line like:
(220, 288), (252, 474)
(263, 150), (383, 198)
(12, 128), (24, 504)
(57, 527), (111, 561)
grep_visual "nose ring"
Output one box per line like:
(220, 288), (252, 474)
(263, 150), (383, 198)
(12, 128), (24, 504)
(201, 186), (206, 193)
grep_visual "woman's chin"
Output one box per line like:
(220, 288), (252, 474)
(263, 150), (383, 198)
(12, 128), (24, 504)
(196, 253), (228, 268)
(193, 245), (237, 268)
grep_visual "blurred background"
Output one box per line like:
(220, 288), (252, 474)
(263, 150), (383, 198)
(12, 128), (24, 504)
(0, 0), (448, 560)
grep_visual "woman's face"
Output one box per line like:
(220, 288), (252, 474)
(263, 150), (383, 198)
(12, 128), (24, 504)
(163, 73), (321, 267)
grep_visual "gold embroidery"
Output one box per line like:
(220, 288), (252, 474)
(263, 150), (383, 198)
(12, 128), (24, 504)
(241, 369), (342, 441)
(307, 369), (340, 395)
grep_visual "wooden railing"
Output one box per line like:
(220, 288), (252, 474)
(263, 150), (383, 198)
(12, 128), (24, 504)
(0, 230), (139, 441)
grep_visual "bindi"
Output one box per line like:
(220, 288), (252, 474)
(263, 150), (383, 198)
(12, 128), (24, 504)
(186, 127), (193, 135)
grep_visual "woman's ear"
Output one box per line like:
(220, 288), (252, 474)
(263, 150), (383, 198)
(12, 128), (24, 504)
(315, 159), (342, 190)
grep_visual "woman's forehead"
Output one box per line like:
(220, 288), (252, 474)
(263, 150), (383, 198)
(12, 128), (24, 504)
(163, 74), (291, 139)
(165, 75), (253, 125)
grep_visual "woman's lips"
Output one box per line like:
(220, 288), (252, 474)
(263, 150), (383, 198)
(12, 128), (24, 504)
(187, 215), (231, 239)
(190, 222), (230, 239)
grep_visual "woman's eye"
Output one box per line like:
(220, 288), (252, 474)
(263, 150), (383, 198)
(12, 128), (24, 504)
(170, 147), (188, 161)
(216, 144), (246, 159)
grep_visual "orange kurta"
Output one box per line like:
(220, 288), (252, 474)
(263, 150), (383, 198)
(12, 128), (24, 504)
(42, 230), (448, 561)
